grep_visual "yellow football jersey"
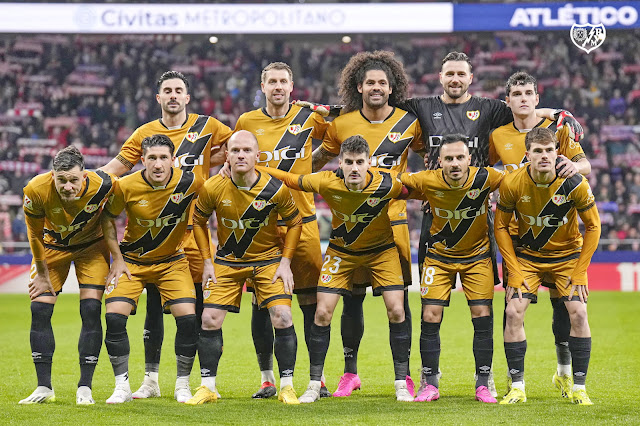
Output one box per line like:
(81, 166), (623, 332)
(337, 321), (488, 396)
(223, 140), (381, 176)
(496, 165), (598, 260)
(23, 170), (115, 249)
(105, 168), (201, 263)
(298, 170), (404, 253)
(321, 108), (423, 223)
(400, 167), (505, 260)
(116, 113), (233, 181)
(489, 118), (585, 172)
(194, 172), (300, 265)
(235, 105), (328, 220)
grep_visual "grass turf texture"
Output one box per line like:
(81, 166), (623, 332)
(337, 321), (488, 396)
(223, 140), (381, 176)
(1, 291), (638, 425)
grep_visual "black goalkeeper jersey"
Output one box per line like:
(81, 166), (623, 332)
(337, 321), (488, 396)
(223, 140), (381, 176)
(401, 96), (512, 169)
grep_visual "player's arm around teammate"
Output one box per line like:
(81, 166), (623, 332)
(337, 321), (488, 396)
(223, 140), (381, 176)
(20, 146), (114, 406)
(187, 131), (302, 405)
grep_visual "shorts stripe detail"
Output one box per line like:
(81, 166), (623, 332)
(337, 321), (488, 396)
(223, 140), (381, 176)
(507, 292), (538, 304)
(390, 220), (409, 226)
(164, 297), (196, 306)
(353, 282), (371, 289)
(421, 299), (450, 307)
(328, 241), (395, 257)
(44, 237), (104, 252)
(105, 297), (137, 307)
(541, 281), (557, 289)
(123, 253), (185, 265)
(426, 251), (490, 264)
(35, 290), (62, 298)
(78, 284), (106, 290)
(516, 252), (580, 264)
(278, 214), (317, 226)
(203, 303), (240, 313)
(214, 257), (280, 268)
(561, 295), (588, 303)
(372, 285), (404, 296)
(468, 299), (493, 306)
(293, 287), (318, 295)
(317, 286), (351, 296)
(258, 294), (292, 309)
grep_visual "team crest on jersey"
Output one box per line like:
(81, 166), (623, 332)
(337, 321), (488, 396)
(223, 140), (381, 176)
(321, 274), (332, 284)
(171, 193), (184, 204)
(466, 110), (480, 121)
(388, 132), (401, 143)
(420, 285), (429, 296)
(467, 189), (480, 200)
(288, 124), (302, 135)
(23, 195), (33, 210)
(203, 290), (211, 299)
(105, 284), (115, 295)
(366, 197), (381, 207)
(552, 194), (566, 205)
(185, 132), (199, 143)
(253, 199), (266, 211)
(84, 204), (98, 214)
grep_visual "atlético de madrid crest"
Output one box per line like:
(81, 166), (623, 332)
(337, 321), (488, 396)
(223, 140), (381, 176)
(466, 110), (480, 121)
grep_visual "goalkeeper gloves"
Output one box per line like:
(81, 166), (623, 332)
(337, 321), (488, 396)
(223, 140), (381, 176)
(553, 109), (584, 142)
(293, 100), (343, 118)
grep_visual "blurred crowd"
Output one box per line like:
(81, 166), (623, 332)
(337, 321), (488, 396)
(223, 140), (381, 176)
(1, 29), (639, 253)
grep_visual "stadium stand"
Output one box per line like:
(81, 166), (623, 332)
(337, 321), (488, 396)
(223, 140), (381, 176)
(0, 30), (639, 253)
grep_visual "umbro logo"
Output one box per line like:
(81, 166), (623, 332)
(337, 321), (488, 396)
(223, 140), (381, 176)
(222, 199), (232, 207)
(201, 368), (210, 375)
(85, 356), (98, 364)
(509, 369), (520, 375)
(282, 369), (294, 377)
(433, 112), (443, 119)
(138, 200), (149, 206)
(575, 372), (586, 376)
(505, 143), (513, 150)
(343, 347), (354, 355)
(519, 195), (531, 203)
(52, 207), (62, 214)
(479, 365), (491, 372)
(434, 191), (445, 198)
(255, 129), (265, 136)
(333, 195), (342, 202)
(422, 367), (432, 375)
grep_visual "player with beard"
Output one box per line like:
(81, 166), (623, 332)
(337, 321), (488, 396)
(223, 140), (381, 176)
(399, 52), (584, 397)
(101, 71), (232, 399)
(230, 63), (330, 399)
(311, 51), (422, 398)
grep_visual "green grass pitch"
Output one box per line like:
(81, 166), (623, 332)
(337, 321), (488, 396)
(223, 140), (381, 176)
(1, 291), (639, 425)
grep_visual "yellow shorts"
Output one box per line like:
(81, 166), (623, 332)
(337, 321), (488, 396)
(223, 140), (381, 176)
(352, 223), (412, 288)
(205, 259), (292, 313)
(512, 254), (585, 303)
(278, 219), (321, 294)
(319, 243), (404, 296)
(503, 237), (560, 298)
(183, 228), (215, 285)
(420, 255), (495, 306)
(30, 238), (109, 296)
(105, 255), (196, 314)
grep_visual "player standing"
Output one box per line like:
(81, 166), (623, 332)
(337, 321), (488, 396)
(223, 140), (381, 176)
(233, 62), (329, 398)
(312, 51), (422, 397)
(495, 128), (600, 405)
(100, 135), (201, 404)
(101, 71), (232, 398)
(396, 134), (504, 403)
(262, 135), (413, 403)
(186, 131), (302, 405)
(489, 71), (591, 397)
(401, 52), (584, 396)
(20, 146), (115, 405)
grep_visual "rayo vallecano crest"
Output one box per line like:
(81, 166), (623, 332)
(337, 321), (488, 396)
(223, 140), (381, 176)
(570, 23), (606, 54)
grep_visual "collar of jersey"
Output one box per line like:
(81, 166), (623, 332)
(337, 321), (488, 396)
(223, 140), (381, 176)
(141, 168), (174, 190)
(159, 116), (189, 130)
(359, 107), (395, 124)
(526, 164), (557, 187)
(511, 117), (547, 133)
(231, 170), (261, 191)
(261, 104), (292, 119)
